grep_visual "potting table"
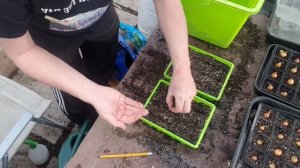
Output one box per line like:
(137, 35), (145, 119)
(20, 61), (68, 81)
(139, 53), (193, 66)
(65, 15), (271, 167)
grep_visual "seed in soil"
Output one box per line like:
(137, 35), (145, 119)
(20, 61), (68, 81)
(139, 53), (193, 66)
(278, 114), (293, 129)
(266, 158), (284, 168)
(297, 128), (300, 134)
(264, 79), (279, 93)
(282, 120), (289, 127)
(245, 148), (264, 167)
(144, 83), (210, 144)
(295, 58), (300, 64)
(253, 134), (269, 148)
(267, 83), (274, 91)
(281, 91), (288, 97)
(291, 67), (298, 74)
(291, 156), (298, 164)
(271, 72), (279, 79)
(296, 140), (300, 148)
(279, 49), (288, 58)
(263, 110), (272, 119)
(274, 148), (283, 157)
(256, 119), (272, 136)
(274, 127), (288, 142)
(279, 86), (294, 100)
(287, 78), (295, 85)
(259, 125), (267, 131)
(275, 62), (283, 68)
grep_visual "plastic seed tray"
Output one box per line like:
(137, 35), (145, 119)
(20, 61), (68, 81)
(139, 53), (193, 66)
(255, 44), (300, 110)
(164, 45), (234, 102)
(231, 96), (300, 168)
(141, 80), (216, 149)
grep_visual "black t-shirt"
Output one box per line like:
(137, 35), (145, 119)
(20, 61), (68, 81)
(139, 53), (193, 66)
(0, 0), (111, 38)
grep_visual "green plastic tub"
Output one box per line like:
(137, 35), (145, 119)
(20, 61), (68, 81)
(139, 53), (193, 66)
(164, 45), (234, 101)
(141, 80), (216, 149)
(182, 0), (265, 48)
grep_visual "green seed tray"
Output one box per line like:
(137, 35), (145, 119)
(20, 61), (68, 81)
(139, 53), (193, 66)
(141, 80), (216, 149)
(164, 45), (234, 101)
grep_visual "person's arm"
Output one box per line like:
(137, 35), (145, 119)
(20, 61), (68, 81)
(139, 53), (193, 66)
(0, 32), (148, 129)
(153, 0), (196, 113)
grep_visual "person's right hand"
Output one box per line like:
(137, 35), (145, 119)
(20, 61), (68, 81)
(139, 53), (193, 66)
(90, 86), (148, 130)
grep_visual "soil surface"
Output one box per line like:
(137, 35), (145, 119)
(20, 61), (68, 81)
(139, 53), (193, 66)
(144, 82), (211, 144)
(167, 50), (230, 97)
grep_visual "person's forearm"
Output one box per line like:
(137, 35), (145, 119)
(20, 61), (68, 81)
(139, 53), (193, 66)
(1, 33), (100, 105)
(154, 0), (190, 72)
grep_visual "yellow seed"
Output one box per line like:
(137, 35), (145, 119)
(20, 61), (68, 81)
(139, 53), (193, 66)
(279, 49), (288, 57)
(296, 140), (300, 147)
(281, 91), (288, 97)
(291, 156), (298, 163)
(287, 78), (295, 85)
(271, 72), (278, 78)
(274, 148), (283, 156)
(291, 67), (298, 73)
(267, 83), (273, 91)
(259, 125), (266, 131)
(251, 155), (258, 161)
(275, 62), (282, 68)
(278, 134), (284, 140)
(269, 163), (276, 168)
(295, 58), (300, 64)
(256, 139), (264, 145)
(283, 120), (289, 126)
(264, 110), (271, 118)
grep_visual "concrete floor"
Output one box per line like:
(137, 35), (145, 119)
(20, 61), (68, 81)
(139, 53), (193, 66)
(0, 0), (276, 168)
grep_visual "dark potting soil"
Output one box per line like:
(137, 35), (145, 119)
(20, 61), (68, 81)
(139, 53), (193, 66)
(144, 83), (211, 144)
(168, 50), (230, 97)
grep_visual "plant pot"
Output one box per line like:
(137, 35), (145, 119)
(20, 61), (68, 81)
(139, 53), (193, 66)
(141, 80), (216, 149)
(164, 45), (234, 102)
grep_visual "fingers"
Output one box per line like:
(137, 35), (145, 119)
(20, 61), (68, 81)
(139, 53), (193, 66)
(182, 99), (192, 113)
(124, 97), (144, 108)
(119, 114), (143, 124)
(103, 114), (126, 130)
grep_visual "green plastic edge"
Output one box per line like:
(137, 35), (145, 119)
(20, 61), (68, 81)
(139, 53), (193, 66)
(163, 45), (234, 102)
(214, 0), (265, 15)
(141, 79), (216, 149)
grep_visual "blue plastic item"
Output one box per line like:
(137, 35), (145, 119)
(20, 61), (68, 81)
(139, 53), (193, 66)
(115, 23), (147, 80)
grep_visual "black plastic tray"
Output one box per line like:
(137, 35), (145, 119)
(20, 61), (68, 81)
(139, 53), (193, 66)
(266, 1), (300, 52)
(231, 96), (300, 168)
(255, 44), (300, 110)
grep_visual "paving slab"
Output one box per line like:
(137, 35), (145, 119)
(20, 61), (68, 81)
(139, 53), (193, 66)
(0, 47), (17, 77)
(113, 0), (139, 11)
(115, 8), (138, 26)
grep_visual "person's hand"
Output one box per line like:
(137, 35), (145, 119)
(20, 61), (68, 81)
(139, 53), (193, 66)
(166, 69), (196, 113)
(90, 87), (148, 130)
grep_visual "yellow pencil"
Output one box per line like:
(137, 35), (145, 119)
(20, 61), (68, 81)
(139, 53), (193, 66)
(99, 152), (153, 159)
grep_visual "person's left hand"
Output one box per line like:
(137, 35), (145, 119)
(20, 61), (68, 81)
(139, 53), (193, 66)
(166, 68), (196, 113)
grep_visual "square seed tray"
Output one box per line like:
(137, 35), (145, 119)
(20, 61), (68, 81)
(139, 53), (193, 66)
(164, 45), (234, 102)
(255, 44), (300, 109)
(231, 96), (300, 168)
(141, 80), (216, 149)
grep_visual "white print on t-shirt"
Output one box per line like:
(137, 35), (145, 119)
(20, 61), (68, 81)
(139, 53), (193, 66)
(41, 0), (90, 14)
(45, 4), (109, 32)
